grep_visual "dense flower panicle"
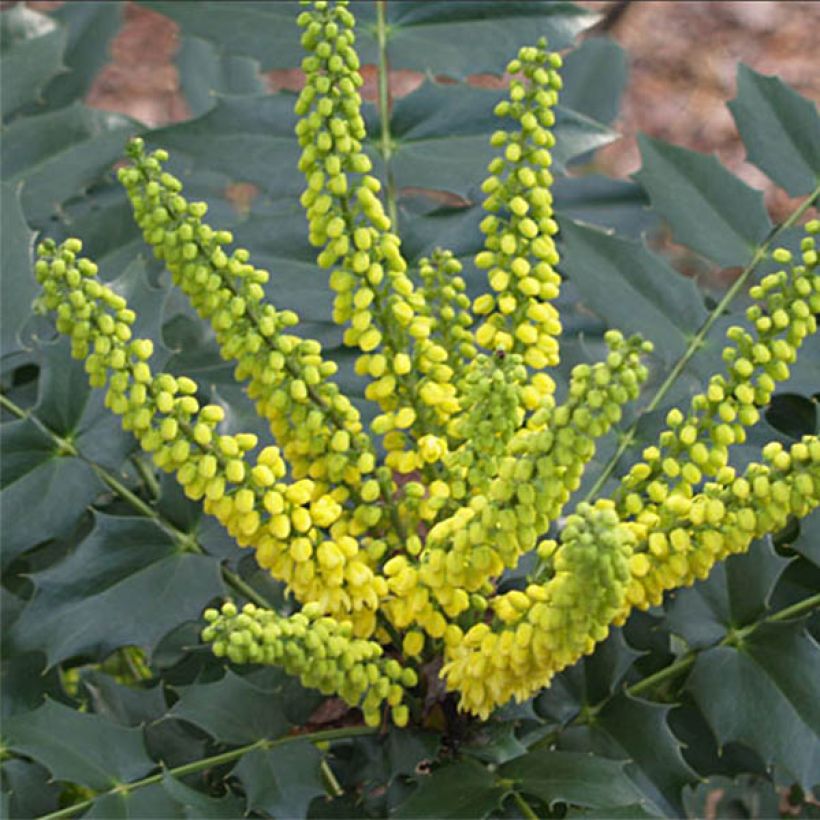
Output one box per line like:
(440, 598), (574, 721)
(34, 238), (389, 638)
(294, 2), (461, 477)
(440, 501), (634, 718)
(473, 42), (564, 382)
(617, 232), (819, 514)
(203, 601), (417, 727)
(623, 436), (820, 613)
(117, 141), (385, 522)
(31, 0), (820, 725)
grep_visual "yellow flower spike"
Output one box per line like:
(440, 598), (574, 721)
(35, 10), (820, 729)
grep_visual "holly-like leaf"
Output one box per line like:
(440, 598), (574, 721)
(144, 1), (595, 78)
(558, 695), (697, 817)
(42, 2), (124, 111)
(10, 513), (225, 665)
(395, 759), (503, 819)
(236, 741), (326, 820)
(176, 35), (266, 119)
(0, 183), (37, 358)
(729, 64), (820, 197)
(2, 699), (155, 792)
(634, 135), (773, 268)
(383, 83), (617, 197)
(560, 37), (627, 126)
(1, 758), (61, 819)
(171, 670), (291, 745)
(665, 538), (792, 650)
(790, 508), (820, 567)
(87, 773), (245, 819)
(0, 6), (65, 122)
(558, 217), (713, 366)
(502, 749), (642, 810)
(687, 621), (820, 790)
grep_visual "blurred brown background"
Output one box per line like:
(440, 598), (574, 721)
(26, 0), (820, 222)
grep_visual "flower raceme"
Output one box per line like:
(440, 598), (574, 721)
(33, 0), (820, 724)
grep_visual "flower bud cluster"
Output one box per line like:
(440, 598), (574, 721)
(117, 141), (382, 514)
(618, 229), (819, 518)
(473, 42), (564, 377)
(35, 239), (387, 637)
(440, 501), (633, 718)
(31, 0), (820, 725)
(295, 1), (461, 477)
(623, 436), (819, 612)
(203, 601), (417, 727)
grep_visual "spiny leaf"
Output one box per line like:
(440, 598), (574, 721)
(665, 538), (792, 650)
(790, 508), (820, 567)
(0, 183), (37, 358)
(687, 621), (820, 790)
(42, 1), (124, 111)
(381, 84), (616, 197)
(394, 759), (503, 819)
(2, 699), (155, 792)
(176, 35), (266, 119)
(502, 749), (643, 810)
(1, 758), (61, 819)
(143, 1), (595, 78)
(170, 670), (291, 745)
(560, 37), (627, 126)
(729, 64), (820, 197)
(558, 694), (697, 817)
(557, 218), (708, 363)
(10, 513), (225, 665)
(236, 741), (326, 820)
(0, 6), (65, 122)
(634, 134), (773, 268)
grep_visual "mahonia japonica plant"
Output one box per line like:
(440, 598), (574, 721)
(32, 0), (820, 727)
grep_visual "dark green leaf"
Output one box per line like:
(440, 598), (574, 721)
(87, 774), (245, 819)
(0, 183), (37, 358)
(560, 37), (627, 126)
(143, 1), (595, 78)
(236, 741), (325, 820)
(666, 538), (791, 649)
(0, 6), (65, 122)
(558, 694), (696, 816)
(394, 759), (503, 819)
(43, 2), (124, 110)
(790, 509), (820, 567)
(634, 135), (772, 267)
(385, 83), (616, 196)
(176, 36), (266, 119)
(0, 650), (65, 718)
(10, 513), (224, 664)
(2, 699), (154, 791)
(558, 218), (708, 362)
(687, 621), (820, 790)
(1, 758), (61, 819)
(171, 670), (291, 745)
(728, 64), (820, 196)
(765, 392), (818, 440)
(80, 671), (168, 728)
(0, 418), (102, 567)
(501, 749), (642, 809)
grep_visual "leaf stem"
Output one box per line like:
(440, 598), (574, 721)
(0, 391), (272, 610)
(582, 181), (820, 502)
(376, 0), (399, 230)
(626, 590), (820, 698)
(36, 726), (378, 820)
(510, 789), (540, 819)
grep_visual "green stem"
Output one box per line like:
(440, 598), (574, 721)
(376, 0), (399, 230)
(627, 591), (820, 698)
(37, 726), (378, 820)
(0, 391), (272, 610)
(583, 182), (820, 503)
(510, 789), (540, 820)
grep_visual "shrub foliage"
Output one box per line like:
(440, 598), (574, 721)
(1, 2), (819, 818)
